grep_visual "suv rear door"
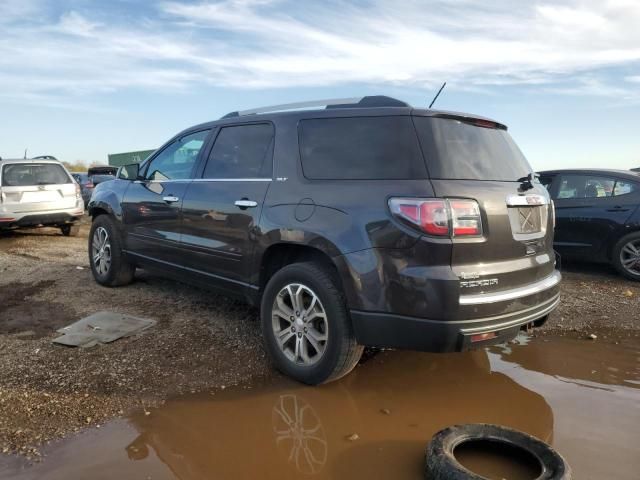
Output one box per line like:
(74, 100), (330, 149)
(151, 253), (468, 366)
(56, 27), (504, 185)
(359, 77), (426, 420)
(413, 115), (555, 292)
(121, 130), (210, 265)
(179, 123), (274, 292)
(0, 162), (77, 214)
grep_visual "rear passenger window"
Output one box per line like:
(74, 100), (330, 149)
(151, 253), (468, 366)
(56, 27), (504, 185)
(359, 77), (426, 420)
(556, 175), (615, 199)
(299, 117), (426, 180)
(203, 124), (274, 179)
(613, 181), (637, 196)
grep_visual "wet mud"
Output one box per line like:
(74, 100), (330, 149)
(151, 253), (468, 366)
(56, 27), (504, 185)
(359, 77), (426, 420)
(0, 281), (73, 338)
(3, 335), (638, 479)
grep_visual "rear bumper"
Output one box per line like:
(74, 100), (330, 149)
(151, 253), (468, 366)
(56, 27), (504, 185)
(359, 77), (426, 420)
(350, 282), (560, 352)
(0, 209), (84, 229)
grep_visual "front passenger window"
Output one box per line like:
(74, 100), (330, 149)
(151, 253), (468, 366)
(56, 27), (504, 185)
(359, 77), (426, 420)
(145, 130), (209, 181)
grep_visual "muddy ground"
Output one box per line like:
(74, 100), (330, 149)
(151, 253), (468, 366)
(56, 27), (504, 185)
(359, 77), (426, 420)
(0, 218), (638, 458)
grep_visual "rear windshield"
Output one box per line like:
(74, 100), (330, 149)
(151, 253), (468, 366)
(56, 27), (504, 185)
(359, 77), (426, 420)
(414, 117), (532, 181)
(299, 116), (427, 180)
(1, 163), (71, 187)
(91, 174), (115, 183)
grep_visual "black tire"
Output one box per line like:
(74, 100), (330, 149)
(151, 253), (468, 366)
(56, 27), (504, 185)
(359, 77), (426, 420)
(425, 424), (571, 480)
(260, 262), (364, 385)
(88, 215), (135, 287)
(60, 224), (80, 237)
(612, 232), (640, 281)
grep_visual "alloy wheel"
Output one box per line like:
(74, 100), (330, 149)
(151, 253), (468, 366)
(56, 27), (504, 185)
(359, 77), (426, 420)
(92, 226), (112, 276)
(620, 239), (640, 276)
(271, 283), (328, 366)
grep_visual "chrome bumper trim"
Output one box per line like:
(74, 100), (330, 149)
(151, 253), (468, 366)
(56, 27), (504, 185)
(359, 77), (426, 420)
(459, 270), (561, 306)
(460, 294), (560, 334)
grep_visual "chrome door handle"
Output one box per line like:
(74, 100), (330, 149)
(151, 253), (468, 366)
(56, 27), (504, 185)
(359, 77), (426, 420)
(162, 195), (180, 203)
(235, 199), (258, 208)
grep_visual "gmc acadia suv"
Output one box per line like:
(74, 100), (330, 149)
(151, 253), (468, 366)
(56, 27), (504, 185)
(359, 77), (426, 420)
(88, 96), (561, 384)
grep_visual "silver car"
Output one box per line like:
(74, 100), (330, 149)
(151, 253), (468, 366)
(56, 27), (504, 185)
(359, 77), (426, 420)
(0, 158), (84, 235)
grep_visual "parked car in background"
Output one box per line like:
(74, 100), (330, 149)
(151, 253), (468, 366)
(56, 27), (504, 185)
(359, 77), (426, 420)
(72, 166), (117, 205)
(539, 169), (640, 280)
(88, 95), (560, 384)
(71, 172), (94, 205)
(0, 158), (84, 235)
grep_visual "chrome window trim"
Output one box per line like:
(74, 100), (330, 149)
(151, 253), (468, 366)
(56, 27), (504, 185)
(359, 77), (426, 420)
(134, 178), (272, 184)
(459, 270), (561, 305)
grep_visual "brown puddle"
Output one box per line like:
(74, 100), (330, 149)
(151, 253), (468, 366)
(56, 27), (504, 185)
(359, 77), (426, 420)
(2, 335), (639, 480)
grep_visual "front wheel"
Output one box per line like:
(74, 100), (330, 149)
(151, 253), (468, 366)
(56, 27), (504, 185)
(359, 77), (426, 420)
(261, 262), (363, 385)
(612, 232), (640, 281)
(88, 215), (135, 287)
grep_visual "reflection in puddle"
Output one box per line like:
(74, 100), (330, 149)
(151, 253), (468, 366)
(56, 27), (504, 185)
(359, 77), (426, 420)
(272, 394), (328, 475)
(4, 336), (639, 480)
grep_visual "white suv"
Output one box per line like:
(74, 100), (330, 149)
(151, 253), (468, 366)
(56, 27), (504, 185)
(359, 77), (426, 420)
(0, 158), (84, 235)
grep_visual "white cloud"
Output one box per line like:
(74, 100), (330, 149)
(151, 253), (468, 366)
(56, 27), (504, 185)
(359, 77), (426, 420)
(0, 0), (639, 107)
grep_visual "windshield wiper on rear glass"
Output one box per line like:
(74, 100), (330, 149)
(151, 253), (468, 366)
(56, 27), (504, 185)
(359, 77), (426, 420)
(517, 172), (538, 191)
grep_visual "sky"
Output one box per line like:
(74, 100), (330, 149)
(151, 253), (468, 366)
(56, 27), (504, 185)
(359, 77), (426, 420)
(0, 0), (639, 170)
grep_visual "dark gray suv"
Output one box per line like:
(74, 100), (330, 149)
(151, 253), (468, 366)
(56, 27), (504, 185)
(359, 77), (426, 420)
(88, 96), (560, 384)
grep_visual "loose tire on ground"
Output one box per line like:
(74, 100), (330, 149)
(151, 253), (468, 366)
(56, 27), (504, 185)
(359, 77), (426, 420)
(60, 224), (80, 237)
(260, 262), (364, 385)
(88, 214), (135, 287)
(612, 231), (640, 281)
(425, 424), (571, 479)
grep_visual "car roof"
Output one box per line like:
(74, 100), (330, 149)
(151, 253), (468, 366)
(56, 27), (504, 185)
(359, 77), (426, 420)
(0, 158), (64, 165)
(538, 168), (640, 181)
(178, 96), (506, 137)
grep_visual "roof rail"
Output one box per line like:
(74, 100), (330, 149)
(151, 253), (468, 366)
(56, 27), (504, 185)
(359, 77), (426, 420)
(221, 95), (410, 119)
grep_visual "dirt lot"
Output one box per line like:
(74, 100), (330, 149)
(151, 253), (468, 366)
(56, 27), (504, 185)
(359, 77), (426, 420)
(1, 218), (639, 458)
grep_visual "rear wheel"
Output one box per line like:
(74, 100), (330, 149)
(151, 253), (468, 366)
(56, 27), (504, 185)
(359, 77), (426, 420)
(60, 224), (79, 237)
(88, 215), (135, 286)
(261, 262), (363, 385)
(612, 232), (640, 281)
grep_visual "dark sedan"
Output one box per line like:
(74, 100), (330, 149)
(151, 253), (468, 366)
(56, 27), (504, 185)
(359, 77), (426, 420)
(539, 169), (640, 280)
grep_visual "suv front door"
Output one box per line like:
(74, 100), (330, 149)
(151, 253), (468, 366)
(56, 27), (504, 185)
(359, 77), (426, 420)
(180, 123), (274, 294)
(122, 129), (210, 265)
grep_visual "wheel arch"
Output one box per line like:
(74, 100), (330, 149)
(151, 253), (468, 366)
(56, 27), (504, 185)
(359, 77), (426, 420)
(257, 242), (359, 310)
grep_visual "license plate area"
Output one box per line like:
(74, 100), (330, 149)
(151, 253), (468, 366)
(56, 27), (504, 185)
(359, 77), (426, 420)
(22, 191), (61, 203)
(507, 205), (548, 241)
(516, 206), (541, 233)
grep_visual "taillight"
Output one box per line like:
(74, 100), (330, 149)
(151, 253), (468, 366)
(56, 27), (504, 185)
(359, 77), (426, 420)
(85, 182), (94, 188)
(75, 183), (81, 200)
(450, 199), (482, 236)
(550, 200), (556, 229)
(388, 198), (483, 238)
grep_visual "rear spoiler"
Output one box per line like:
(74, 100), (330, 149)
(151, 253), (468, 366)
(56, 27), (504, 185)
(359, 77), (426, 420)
(430, 113), (508, 130)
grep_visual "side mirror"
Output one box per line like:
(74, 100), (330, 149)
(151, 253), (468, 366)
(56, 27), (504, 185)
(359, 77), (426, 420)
(118, 163), (140, 180)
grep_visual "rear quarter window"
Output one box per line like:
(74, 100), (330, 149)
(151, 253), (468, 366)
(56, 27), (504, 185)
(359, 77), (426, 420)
(1, 163), (71, 187)
(414, 117), (532, 181)
(299, 116), (427, 180)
